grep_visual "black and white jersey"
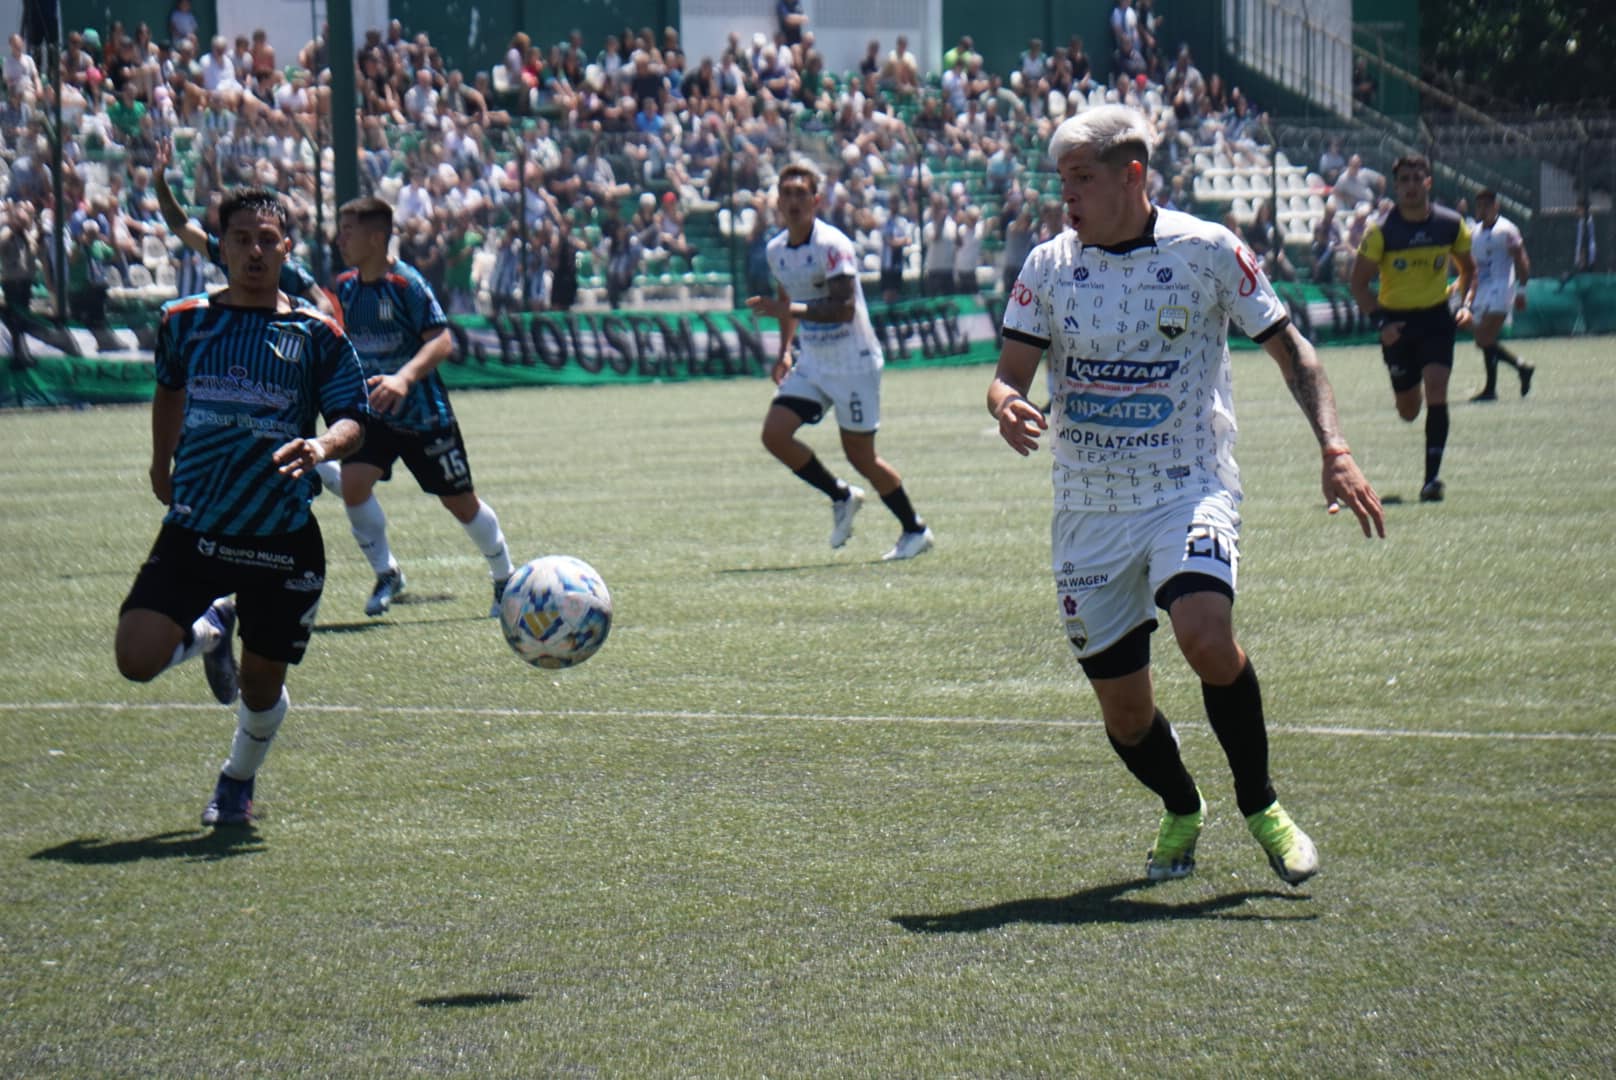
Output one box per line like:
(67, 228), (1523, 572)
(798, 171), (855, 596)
(1003, 209), (1288, 513)
(766, 219), (882, 377)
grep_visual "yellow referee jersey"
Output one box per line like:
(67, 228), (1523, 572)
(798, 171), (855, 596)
(1358, 205), (1471, 311)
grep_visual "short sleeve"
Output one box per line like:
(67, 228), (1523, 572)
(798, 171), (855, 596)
(1453, 217), (1472, 256)
(1001, 244), (1052, 346)
(153, 309), (185, 389)
(1358, 222), (1383, 262)
(824, 231), (858, 280)
(1218, 232), (1289, 339)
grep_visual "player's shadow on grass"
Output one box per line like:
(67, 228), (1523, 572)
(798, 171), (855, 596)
(891, 879), (1313, 933)
(29, 829), (265, 865)
(415, 992), (530, 1008)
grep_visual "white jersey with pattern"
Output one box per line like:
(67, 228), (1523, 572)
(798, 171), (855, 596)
(767, 218), (883, 377)
(1470, 214), (1523, 288)
(1002, 208), (1288, 513)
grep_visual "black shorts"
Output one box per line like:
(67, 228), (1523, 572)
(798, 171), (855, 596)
(347, 420), (475, 496)
(1381, 303), (1456, 393)
(121, 520), (326, 664)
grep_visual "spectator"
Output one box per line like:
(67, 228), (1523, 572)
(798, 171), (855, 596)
(859, 40), (881, 80)
(5, 33), (42, 115)
(654, 191), (697, 262)
(167, 0), (199, 48)
(1111, 0), (1146, 77)
(941, 35), (978, 73)
(778, 0), (807, 49)
(1572, 197), (1598, 276)
(1242, 198), (1295, 282)
(1019, 38), (1048, 85)
(199, 36), (237, 92)
(1317, 135), (1346, 186)
(953, 205), (983, 295)
(1311, 203), (1343, 284)
(602, 217), (642, 309)
(923, 191), (956, 295)
(67, 220), (115, 329)
(1001, 202), (1035, 295)
(0, 201), (41, 365)
(1352, 56), (1375, 110)
(1332, 154), (1383, 209)
(547, 217), (583, 311)
(404, 66), (440, 129)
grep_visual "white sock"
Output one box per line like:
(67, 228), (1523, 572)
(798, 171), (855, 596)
(346, 496), (396, 575)
(461, 499), (514, 581)
(222, 687), (289, 780)
(165, 607), (222, 671)
(314, 460), (343, 493)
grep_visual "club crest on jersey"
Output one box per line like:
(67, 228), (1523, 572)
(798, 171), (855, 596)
(266, 322), (309, 365)
(1157, 305), (1189, 340)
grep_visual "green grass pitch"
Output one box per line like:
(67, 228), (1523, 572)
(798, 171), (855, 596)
(2, 336), (1613, 1076)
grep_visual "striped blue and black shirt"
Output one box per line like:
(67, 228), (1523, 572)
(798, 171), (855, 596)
(155, 295), (368, 537)
(334, 259), (454, 432)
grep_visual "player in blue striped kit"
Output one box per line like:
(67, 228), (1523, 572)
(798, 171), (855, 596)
(330, 196), (514, 618)
(116, 187), (368, 827)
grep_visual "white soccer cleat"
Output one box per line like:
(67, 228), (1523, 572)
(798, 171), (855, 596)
(882, 526), (935, 561)
(829, 486), (865, 549)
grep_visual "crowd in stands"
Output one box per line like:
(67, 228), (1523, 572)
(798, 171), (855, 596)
(0, 0), (1397, 331)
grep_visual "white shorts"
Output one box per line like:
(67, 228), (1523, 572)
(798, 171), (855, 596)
(1473, 280), (1515, 317)
(1052, 491), (1241, 659)
(775, 363), (882, 433)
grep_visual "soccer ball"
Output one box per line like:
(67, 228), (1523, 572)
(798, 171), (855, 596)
(498, 555), (613, 669)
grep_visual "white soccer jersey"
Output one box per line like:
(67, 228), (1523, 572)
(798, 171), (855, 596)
(1470, 215), (1523, 288)
(1003, 208), (1288, 513)
(767, 219), (883, 377)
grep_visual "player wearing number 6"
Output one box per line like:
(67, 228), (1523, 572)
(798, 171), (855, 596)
(747, 161), (933, 561)
(988, 106), (1385, 886)
(331, 197), (514, 618)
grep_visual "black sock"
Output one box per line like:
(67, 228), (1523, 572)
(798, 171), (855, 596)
(880, 485), (922, 533)
(793, 455), (846, 500)
(1109, 710), (1200, 815)
(1479, 347), (1499, 394)
(1202, 659), (1278, 818)
(1493, 343), (1521, 370)
(1424, 403), (1449, 484)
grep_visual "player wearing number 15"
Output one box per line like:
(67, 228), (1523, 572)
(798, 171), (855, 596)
(988, 106), (1386, 885)
(332, 197), (514, 618)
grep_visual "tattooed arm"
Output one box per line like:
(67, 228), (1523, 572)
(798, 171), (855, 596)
(1262, 322), (1387, 538)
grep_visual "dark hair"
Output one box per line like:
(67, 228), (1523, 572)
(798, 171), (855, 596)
(339, 195), (394, 233)
(1474, 188), (1497, 203)
(1391, 153), (1430, 180)
(218, 187), (289, 232)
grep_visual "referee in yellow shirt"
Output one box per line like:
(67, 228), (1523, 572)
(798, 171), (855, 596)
(1350, 154), (1475, 503)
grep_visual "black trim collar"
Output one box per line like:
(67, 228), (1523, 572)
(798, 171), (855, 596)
(1088, 208), (1159, 256)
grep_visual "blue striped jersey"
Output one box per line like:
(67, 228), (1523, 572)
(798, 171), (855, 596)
(206, 233), (321, 298)
(333, 259), (454, 431)
(155, 295), (369, 536)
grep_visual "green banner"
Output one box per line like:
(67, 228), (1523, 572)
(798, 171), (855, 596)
(4, 278), (1611, 408)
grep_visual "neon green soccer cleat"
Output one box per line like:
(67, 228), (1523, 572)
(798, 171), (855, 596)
(1247, 802), (1319, 886)
(1145, 792), (1205, 881)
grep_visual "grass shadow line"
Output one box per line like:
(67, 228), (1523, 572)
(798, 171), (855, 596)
(892, 879), (1314, 933)
(717, 562), (847, 575)
(29, 828), (265, 864)
(415, 991), (530, 1008)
